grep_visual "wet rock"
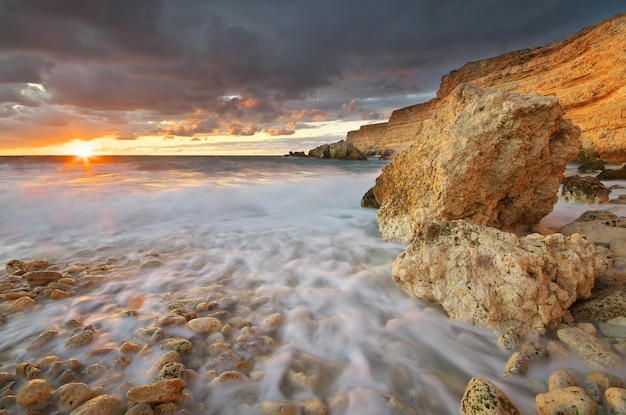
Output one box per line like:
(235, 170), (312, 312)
(308, 140), (367, 160)
(23, 270), (62, 286)
(549, 370), (579, 391)
(557, 327), (622, 370)
(6, 259), (49, 274)
(212, 370), (250, 387)
(584, 371), (624, 403)
(597, 168), (626, 181)
(125, 402), (155, 415)
(126, 379), (186, 404)
(599, 317), (626, 337)
(461, 377), (520, 415)
(57, 382), (93, 412)
(134, 327), (164, 344)
(16, 362), (41, 379)
(604, 387), (626, 414)
(258, 400), (298, 415)
(497, 328), (524, 351)
(393, 221), (602, 333)
(147, 351), (180, 379)
(186, 317), (222, 334)
(70, 394), (123, 415)
(373, 84), (580, 242)
(15, 379), (53, 407)
(536, 386), (598, 415)
(160, 338), (193, 356)
(65, 329), (95, 348)
(0, 296), (36, 312)
(571, 289), (626, 322)
(139, 260), (162, 270)
(503, 352), (529, 376)
(560, 175), (610, 204)
(156, 362), (187, 381)
(299, 398), (327, 415)
(520, 342), (549, 361)
(361, 187), (380, 209)
(578, 161), (606, 173)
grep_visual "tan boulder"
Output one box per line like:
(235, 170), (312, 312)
(373, 84), (580, 242)
(392, 221), (602, 333)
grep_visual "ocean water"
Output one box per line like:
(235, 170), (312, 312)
(0, 155), (624, 414)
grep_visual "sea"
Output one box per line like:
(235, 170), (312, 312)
(0, 155), (624, 414)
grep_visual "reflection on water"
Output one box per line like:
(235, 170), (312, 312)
(0, 156), (625, 414)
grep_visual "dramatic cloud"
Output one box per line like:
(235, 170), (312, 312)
(0, 0), (623, 153)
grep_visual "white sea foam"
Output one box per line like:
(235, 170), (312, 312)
(0, 156), (625, 414)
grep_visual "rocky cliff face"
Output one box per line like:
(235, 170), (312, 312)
(348, 13), (626, 162)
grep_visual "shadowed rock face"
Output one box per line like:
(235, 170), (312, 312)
(348, 13), (626, 162)
(373, 84), (580, 242)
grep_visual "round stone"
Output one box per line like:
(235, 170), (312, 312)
(15, 379), (53, 407)
(186, 317), (222, 334)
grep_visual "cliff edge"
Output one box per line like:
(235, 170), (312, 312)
(348, 13), (626, 162)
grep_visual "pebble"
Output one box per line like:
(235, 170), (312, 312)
(258, 400), (298, 415)
(148, 350), (181, 379)
(160, 338), (193, 356)
(69, 394), (123, 415)
(299, 398), (327, 415)
(16, 362), (41, 379)
(126, 378), (187, 404)
(548, 369), (579, 391)
(186, 317), (222, 334)
(125, 402), (155, 415)
(27, 330), (58, 350)
(557, 327), (622, 370)
(65, 329), (95, 348)
(605, 387), (626, 414)
(461, 377), (520, 415)
(57, 382), (93, 412)
(23, 270), (63, 286)
(15, 379), (53, 407)
(536, 386), (598, 415)
(156, 362), (187, 381)
(135, 327), (164, 344)
(503, 352), (529, 376)
(584, 371), (624, 403)
(520, 341), (549, 361)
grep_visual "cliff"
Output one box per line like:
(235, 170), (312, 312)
(348, 13), (626, 162)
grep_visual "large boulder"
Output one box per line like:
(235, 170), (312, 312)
(372, 84), (581, 242)
(308, 140), (367, 160)
(392, 221), (605, 334)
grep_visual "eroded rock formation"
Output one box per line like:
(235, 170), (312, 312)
(348, 13), (626, 162)
(307, 140), (367, 160)
(392, 221), (603, 334)
(373, 84), (580, 242)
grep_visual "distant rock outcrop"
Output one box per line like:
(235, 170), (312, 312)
(307, 140), (367, 160)
(348, 13), (626, 162)
(560, 175), (610, 204)
(373, 84), (580, 242)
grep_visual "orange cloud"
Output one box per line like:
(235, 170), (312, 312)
(228, 122), (259, 136)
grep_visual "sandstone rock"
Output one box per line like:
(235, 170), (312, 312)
(160, 338), (193, 356)
(503, 352), (529, 376)
(571, 289), (626, 322)
(548, 370), (579, 391)
(186, 317), (222, 334)
(460, 377), (520, 415)
(520, 342), (549, 361)
(258, 400), (298, 415)
(392, 221), (600, 333)
(69, 394), (123, 415)
(125, 402), (155, 415)
(57, 382), (93, 412)
(560, 176), (610, 204)
(126, 378), (186, 404)
(584, 371), (624, 403)
(15, 379), (53, 407)
(536, 386), (598, 415)
(23, 270), (62, 286)
(299, 398), (327, 415)
(373, 84), (580, 242)
(360, 187), (379, 209)
(597, 168), (626, 181)
(65, 329), (95, 348)
(349, 14), (626, 163)
(557, 327), (622, 370)
(604, 387), (626, 414)
(156, 362), (187, 381)
(308, 140), (367, 160)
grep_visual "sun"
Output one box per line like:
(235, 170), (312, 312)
(72, 144), (95, 159)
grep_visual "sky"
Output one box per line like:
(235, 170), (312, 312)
(0, 0), (623, 156)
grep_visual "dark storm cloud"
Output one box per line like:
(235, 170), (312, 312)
(0, 0), (623, 149)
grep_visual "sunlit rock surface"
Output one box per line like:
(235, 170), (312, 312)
(348, 13), (626, 162)
(392, 221), (603, 334)
(373, 84), (580, 242)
